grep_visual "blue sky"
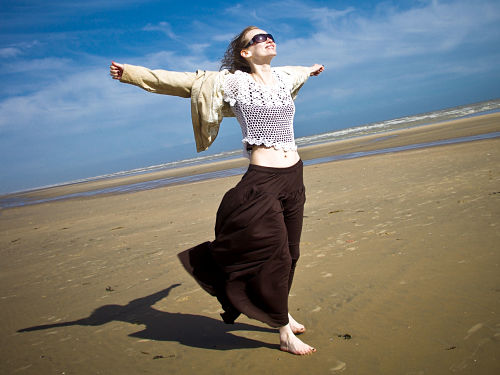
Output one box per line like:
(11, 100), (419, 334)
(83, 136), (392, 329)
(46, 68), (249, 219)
(1, 0), (499, 193)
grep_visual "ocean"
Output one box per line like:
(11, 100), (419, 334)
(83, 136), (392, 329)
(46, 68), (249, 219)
(1, 99), (499, 209)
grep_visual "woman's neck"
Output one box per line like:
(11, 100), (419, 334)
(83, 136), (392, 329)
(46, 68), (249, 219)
(250, 63), (275, 86)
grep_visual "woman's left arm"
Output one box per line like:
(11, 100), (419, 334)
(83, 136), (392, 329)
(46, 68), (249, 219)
(276, 65), (324, 99)
(308, 64), (325, 76)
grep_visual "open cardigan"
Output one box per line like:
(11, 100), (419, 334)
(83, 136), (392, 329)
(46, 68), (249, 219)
(120, 64), (311, 152)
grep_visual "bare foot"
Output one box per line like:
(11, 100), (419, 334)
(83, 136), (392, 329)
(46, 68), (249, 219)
(288, 313), (306, 334)
(279, 324), (316, 355)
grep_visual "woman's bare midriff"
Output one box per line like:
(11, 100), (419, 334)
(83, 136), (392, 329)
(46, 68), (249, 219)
(249, 145), (300, 168)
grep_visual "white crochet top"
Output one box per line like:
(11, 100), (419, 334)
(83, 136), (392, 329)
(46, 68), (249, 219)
(222, 69), (296, 157)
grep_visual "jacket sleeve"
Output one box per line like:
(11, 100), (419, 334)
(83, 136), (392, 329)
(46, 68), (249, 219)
(120, 64), (196, 98)
(275, 66), (311, 100)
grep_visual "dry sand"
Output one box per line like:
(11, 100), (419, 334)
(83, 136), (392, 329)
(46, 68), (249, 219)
(1, 114), (499, 374)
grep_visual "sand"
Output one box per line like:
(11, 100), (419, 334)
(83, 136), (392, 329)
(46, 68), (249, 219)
(1, 114), (499, 374)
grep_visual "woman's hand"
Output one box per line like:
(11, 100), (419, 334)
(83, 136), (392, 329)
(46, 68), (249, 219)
(110, 61), (124, 80)
(309, 64), (324, 76)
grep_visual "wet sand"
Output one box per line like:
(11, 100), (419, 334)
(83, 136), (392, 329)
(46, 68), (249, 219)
(3, 112), (499, 205)
(1, 114), (499, 374)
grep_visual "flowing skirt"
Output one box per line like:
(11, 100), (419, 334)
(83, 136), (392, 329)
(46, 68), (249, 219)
(178, 160), (305, 327)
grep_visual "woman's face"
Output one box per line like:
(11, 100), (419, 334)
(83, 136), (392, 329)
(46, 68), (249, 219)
(243, 28), (277, 59)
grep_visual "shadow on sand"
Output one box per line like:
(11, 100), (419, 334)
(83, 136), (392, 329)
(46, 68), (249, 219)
(17, 283), (276, 351)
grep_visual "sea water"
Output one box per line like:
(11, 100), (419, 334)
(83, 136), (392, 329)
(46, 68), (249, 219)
(1, 99), (499, 208)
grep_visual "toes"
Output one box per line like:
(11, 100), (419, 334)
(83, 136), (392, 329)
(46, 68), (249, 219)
(292, 326), (306, 335)
(300, 347), (316, 355)
(301, 346), (316, 355)
(280, 344), (316, 355)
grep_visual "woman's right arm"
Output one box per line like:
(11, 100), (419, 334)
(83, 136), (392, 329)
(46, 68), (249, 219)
(109, 61), (196, 98)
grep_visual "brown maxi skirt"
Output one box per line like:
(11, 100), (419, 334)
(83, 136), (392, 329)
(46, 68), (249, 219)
(178, 160), (305, 328)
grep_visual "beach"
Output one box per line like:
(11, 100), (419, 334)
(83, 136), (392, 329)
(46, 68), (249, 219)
(1, 113), (499, 374)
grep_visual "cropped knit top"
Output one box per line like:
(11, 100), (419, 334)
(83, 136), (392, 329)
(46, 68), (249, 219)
(119, 64), (311, 152)
(222, 69), (297, 157)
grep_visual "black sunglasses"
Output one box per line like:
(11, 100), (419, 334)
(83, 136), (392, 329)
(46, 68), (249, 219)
(244, 33), (275, 48)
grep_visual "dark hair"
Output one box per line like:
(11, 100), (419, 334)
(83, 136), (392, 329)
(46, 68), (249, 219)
(220, 26), (258, 73)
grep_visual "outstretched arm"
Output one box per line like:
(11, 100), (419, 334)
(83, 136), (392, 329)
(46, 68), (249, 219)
(108, 61), (196, 98)
(308, 64), (325, 76)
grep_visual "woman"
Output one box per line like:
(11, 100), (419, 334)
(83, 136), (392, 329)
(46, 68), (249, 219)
(110, 26), (324, 355)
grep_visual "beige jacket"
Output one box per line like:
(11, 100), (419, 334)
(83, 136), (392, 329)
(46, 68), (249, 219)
(120, 64), (311, 152)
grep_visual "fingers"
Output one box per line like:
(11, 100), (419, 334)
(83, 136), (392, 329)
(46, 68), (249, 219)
(310, 64), (325, 76)
(314, 64), (324, 75)
(110, 61), (124, 80)
(111, 61), (124, 70)
(110, 66), (121, 79)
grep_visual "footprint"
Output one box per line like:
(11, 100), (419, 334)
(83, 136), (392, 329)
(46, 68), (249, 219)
(305, 262), (319, 268)
(464, 323), (483, 339)
(330, 360), (346, 372)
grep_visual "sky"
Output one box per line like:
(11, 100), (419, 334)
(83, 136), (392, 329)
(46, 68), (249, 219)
(1, 0), (499, 194)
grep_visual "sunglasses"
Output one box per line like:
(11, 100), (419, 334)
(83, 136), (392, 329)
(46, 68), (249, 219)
(244, 33), (275, 48)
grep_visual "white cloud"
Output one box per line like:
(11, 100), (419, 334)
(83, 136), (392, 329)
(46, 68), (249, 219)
(4, 0), (496, 135)
(1, 57), (71, 73)
(141, 50), (219, 72)
(0, 40), (40, 59)
(225, 4), (266, 22)
(212, 33), (237, 42)
(187, 43), (211, 54)
(143, 21), (179, 40)
(0, 47), (22, 58)
(0, 65), (193, 140)
(274, 0), (500, 68)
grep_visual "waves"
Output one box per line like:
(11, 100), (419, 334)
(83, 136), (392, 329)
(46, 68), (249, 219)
(3, 98), (500, 198)
(296, 99), (500, 147)
(69, 99), (500, 188)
